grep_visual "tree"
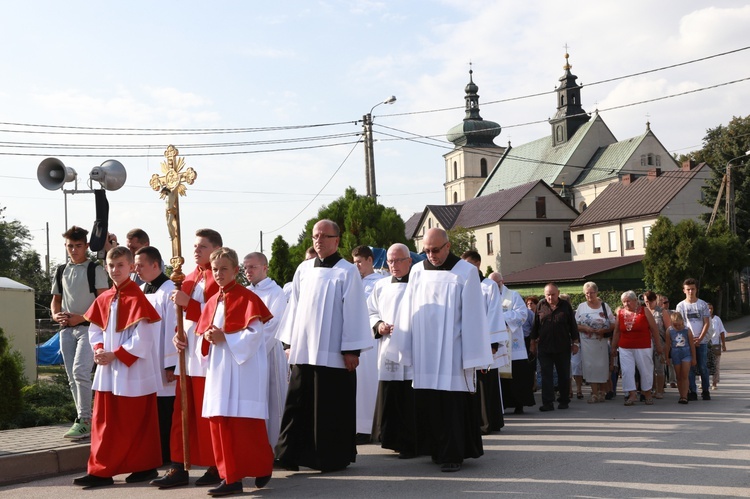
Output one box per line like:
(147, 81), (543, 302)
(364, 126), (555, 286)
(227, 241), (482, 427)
(687, 115), (750, 245)
(445, 226), (476, 256)
(0, 206), (49, 318)
(290, 187), (412, 263)
(268, 235), (295, 286)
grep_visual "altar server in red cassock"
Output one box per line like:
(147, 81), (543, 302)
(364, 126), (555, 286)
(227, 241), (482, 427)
(152, 228), (223, 488)
(198, 247), (274, 496)
(73, 246), (162, 488)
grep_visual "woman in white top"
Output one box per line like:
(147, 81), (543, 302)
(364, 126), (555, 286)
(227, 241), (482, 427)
(575, 282), (615, 403)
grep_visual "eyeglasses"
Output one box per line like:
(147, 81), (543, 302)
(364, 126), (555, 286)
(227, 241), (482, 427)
(311, 234), (338, 241)
(386, 257), (411, 265)
(423, 242), (448, 255)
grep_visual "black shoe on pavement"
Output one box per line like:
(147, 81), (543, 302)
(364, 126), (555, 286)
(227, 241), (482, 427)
(208, 480), (243, 496)
(558, 403), (569, 410)
(126, 468), (158, 483)
(73, 474), (114, 488)
(150, 466), (189, 488)
(440, 463), (462, 472)
(539, 405), (554, 412)
(273, 458), (299, 471)
(255, 474), (272, 489)
(687, 391), (698, 401)
(195, 466), (222, 486)
(702, 390), (711, 400)
(513, 406), (524, 414)
(604, 391), (615, 400)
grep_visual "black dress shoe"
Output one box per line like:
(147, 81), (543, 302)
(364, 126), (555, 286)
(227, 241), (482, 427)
(195, 466), (222, 486)
(126, 468), (158, 483)
(398, 451), (416, 459)
(255, 474), (272, 489)
(440, 462), (462, 472)
(702, 390), (711, 400)
(73, 474), (114, 488)
(687, 391), (698, 401)
(150, 466), (189, 488)
(558, 402), (569, 410)
(513, 407), (524, 414)
(208, 480), (243, 496)
(273, 459), (299, 471)
(539, 405), (554, 412)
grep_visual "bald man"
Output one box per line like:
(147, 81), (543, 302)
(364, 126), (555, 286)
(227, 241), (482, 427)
(387, 228), (492, 472)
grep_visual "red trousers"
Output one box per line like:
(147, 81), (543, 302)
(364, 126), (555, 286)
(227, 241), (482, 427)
(210, 416), (274, 484)
(170, 375), (216, 466)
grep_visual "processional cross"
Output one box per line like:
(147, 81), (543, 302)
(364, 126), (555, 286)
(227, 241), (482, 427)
(149, 144), (197, 469)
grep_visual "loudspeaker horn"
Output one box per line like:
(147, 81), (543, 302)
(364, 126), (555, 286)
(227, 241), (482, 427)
(37, 157), (77, 190)
(89, 159), (127, 191)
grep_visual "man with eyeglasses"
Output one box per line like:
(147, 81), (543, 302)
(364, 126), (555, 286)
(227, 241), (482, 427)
(351, 245), (386, 445)
(386, 228), (492, 472)
(275, 219), (372, 472)
(367, 243), (416, 458)
(243, 252), (288, 449)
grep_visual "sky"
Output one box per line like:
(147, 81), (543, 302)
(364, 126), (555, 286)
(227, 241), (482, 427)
(1, 1), (749, 272)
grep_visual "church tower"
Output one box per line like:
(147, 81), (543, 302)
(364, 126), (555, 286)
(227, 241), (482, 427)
(549, 51), (590, 147)
(444, 68), (503, 204)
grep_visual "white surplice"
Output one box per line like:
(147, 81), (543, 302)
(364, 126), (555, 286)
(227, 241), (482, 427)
(387, 258), (492, 392)
(142, 279), (179, 397)
(499, 285), (529, 361)
(89, 299), (162, 397)
(247, 277), (288, 447)
(367, 277), (412, 382)
(277, 258), (372, 368)
(202, 302), (268, 419)
(355, 272), (387, 434)
(175, 279), (209, 377)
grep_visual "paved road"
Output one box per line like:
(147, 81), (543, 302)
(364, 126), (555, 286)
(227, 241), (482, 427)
(2, 337), (749, 498)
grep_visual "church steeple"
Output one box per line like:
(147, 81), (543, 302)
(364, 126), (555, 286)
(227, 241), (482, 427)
(549, 51), (590, 147)
(446, 66), (501, 147)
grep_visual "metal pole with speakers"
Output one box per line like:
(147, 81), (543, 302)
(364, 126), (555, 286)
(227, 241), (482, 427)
(37, 157), (127, 256)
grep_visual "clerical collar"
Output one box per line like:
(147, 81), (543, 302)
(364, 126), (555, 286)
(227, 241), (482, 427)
(391, 274), (409, 283)
(423, 252), (459, 271)
(314, 252), (343, 268)
(476, 268), (484, 281)
(144, 273), (169, 294)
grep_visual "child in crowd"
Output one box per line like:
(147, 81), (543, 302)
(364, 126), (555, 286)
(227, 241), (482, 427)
(73, 246), (162, 488)
(665, 312), (696, 405)
(195, 248), (274, 496)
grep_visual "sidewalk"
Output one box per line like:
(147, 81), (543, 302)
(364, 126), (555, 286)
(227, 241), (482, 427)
(1, 314), (749, 487)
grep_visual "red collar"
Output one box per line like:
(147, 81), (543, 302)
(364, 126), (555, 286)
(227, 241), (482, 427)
(196, 281), (272, 335)
(182, 264), (219, 302)
(84, 279), (160, 331)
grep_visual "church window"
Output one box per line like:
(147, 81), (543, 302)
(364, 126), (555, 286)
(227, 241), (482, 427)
(428, 218), (432, 229)
(535, 196), (547, 219)
(593, 233), (601, 254)
(556, 125), (564, 142)
(510, 231), (522, 254)
(572, 95), (577, 105)
(480, 158), (487, 177)
(545, 237), (552, 247)
(486, 233), (494, 255)
(453, 161), (457, 180)
(563, 231), (571, 253)
(560, 95), (565, 106)
(579, 201), (587, 211)
(453, 192), (458, 204)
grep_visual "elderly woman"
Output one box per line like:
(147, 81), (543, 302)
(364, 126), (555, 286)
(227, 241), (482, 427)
(611, 291), (663, 405)
(575, 282), (615, 403)
(643, 291), (671, 399)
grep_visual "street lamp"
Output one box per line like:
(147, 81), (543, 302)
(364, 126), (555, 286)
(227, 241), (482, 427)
(362, 95), (396, 199)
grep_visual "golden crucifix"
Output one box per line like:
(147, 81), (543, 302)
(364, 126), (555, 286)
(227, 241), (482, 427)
(149, 144), (196, 470)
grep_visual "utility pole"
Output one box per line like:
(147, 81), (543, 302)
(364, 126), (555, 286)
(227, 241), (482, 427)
(362, 96), (396, 200)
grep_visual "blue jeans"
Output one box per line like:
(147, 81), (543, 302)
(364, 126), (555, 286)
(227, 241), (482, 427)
(688, 343), (709, 394)
(59, 325), (94, 421)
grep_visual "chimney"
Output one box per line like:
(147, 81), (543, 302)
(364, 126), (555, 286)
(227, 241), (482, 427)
(621, 173), (636, 185)
(647, 168), (662, 180)
(682, 159), (696, 171)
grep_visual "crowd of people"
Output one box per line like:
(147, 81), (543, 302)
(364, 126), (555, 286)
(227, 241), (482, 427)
(49, 223), (729, 494)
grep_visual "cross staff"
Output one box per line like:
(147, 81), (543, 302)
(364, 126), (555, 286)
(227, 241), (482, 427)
(149, 144), (196, 470)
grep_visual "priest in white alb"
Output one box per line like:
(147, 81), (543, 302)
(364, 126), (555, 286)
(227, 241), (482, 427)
(387, 228), (492, 473)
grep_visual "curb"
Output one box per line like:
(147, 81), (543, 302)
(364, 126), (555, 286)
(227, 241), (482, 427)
(0, 443), (88, 486)
(726, 330), (750, 341)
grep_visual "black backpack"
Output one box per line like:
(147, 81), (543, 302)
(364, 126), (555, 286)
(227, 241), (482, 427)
(55, 261), (98, 296)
